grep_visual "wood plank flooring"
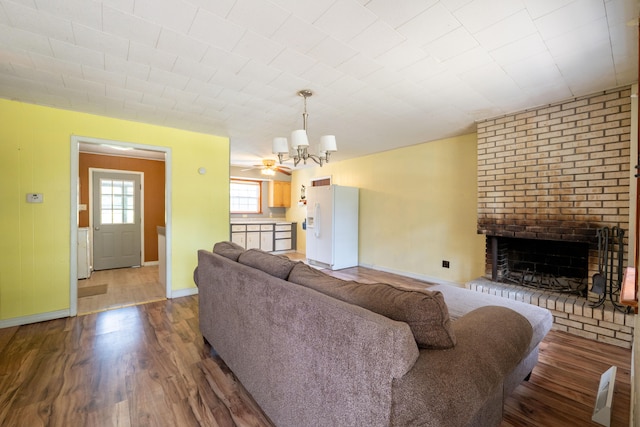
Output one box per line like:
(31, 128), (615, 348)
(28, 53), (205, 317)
(77, 265), (166, 315)
(0, 264), (632, 426)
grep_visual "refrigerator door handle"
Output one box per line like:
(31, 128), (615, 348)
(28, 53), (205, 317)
(314, 202), (320, 238)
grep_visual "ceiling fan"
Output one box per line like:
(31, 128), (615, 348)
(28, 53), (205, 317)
(246, 159), (291, 176)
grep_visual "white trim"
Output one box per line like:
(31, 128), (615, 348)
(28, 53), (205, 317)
(358, 262), (464, 288)
(171, 287), (198, 298)
(89, 167), (145, 269)
(143, 261), (159, 266)
(0, 310), (70, 329)
(70, 135), (173, 317)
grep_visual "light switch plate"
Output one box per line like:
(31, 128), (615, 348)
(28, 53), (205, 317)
(26, 193), (43, 203)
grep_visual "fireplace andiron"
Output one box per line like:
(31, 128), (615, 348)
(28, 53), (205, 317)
(590, 226), (629, 313)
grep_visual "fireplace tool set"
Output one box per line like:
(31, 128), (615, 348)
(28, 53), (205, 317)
(590, 226), (629, 313)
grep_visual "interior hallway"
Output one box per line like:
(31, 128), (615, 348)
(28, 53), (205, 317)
(77, 265), (166, 315)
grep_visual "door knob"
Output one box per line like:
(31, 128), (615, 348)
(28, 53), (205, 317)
(95, 226), (100, 230)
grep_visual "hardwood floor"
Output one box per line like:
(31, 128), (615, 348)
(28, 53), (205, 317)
(77, 265), (166, 315)
(0, 263), (632, 426)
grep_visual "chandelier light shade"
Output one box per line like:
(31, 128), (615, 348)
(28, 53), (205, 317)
(272, 89), (337, 167)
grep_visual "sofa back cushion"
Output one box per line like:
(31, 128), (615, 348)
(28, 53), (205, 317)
(288, 263), (456, 349)
(238, 249), (298, 280)
(213, 241), (245, 261)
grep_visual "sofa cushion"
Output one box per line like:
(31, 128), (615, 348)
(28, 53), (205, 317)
(288, 263), (456, 349)
(213, 241), (245, 261)
(238, 249), (298, 280)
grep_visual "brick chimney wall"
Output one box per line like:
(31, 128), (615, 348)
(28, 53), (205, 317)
(477, 86), (632, 280)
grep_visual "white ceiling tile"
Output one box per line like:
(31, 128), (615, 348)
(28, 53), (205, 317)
(156, 28), (208, 62)
(200, 47), (249, 74)
(306, 36), (357, 67)
(533, 0), (605, 40)
(375, 40), (426, 71)
(423, 26), (477, 61)
(101, 0), (134, 14)
(49, 38), (104, 68)
(125, 75), (165, 96)
(231, 30), (286, 65)
(0, 24), (53, 55)
(185, 80), (223, 100)
(3, 1), (74, 43)
(454, 0), (526, 33)
(102, 5), (161, 47)
(502, 51), (563, 90)
(82, 65), (126, 87)
(364, 0), (437, 28)
(72, 23), (129, 58)
(189, 8), (245, 51)
(553, 39), (616, 92)
(268, 0), (336, 24)
(172, 56), (217, 83)
(314, 0), (377, 43)
(33, 0), (102, 29)
(473, 9), (537, 50)
(140, 92), (176, 109)
(127, 41), (177, 71)
(267, 71), (312, 94)
(186, 0), (235, 17)
(269, 48), (316, 75)
(105, 54), (150, 80)
(271, 15), (327, 54)
(209, 68), (251, 92)
(336, 53), (383, 79)
(62, 74), (105, 96)
(398, 56), (446, 83)
(237, 60), (283, 85)
(439, 0), (473, 13)
(0, 3), (9, 24)
(359, 66), (403, 90)
(544, 17), (609, 59)
(397, 3), (461, 45)
(29, 52), (82, 77)
(300, 61), (343, 87)
(105, 85), (142, 102)
(489, 33), (547, 66)
(10, 62), (64, 86)
(522, 0), (575, 20)
(147, 68), (190, 90)
(441, 45), (494, 76)
(133, 0), (197, 34)
(0, 44), (33, 68)
(347, 19), (405, 59)
(227, 0), (290, 38)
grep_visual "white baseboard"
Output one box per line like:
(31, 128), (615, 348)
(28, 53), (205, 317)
(358, 263), (463, 288)
(0, 309), (70, 329)
(171, 287), (199, 299)
(143, 261), (159, 266)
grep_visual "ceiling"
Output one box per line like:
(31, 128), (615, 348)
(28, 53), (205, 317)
(1, 0), (638, 169)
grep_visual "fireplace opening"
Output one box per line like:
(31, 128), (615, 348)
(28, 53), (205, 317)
(487, 237), (589, 296)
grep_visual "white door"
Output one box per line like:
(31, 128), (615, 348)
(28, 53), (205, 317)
(92, 171), (142, 270)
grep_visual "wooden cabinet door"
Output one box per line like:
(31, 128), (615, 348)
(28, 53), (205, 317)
(268, 181), (291, 207)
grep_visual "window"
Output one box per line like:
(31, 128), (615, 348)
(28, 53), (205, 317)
(230, 179), (262, 213)
(100, 179), (135, 224)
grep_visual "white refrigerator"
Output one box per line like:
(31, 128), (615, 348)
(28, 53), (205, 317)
(306, 185), (359, 270)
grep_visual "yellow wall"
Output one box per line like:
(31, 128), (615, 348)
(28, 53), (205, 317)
(0, 99), (229, 321)
(287, 133), (485, 285)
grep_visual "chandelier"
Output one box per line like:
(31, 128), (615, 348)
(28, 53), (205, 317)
(272, 89), (337, 167)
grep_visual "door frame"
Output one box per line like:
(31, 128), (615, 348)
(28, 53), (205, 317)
(69, 136), (172, 317)
(89, 168), (144, 270)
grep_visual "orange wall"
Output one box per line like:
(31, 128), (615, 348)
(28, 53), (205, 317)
(79, 153), (165, 263)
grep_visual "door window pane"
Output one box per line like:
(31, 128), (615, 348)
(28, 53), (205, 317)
(100, 178), (136, 224)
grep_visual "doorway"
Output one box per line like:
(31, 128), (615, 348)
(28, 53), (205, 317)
(69, 136), (171, 316)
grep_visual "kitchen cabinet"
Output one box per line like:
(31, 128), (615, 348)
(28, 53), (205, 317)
(230, 222), (296, 252)
(268, 181), (291, 207)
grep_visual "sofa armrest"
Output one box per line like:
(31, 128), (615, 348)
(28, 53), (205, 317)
(391, 306), (532, 427)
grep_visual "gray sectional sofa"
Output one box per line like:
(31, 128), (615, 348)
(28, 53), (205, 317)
(194, 242), (553, 427)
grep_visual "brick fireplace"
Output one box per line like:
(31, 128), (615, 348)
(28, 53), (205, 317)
(472, 86), (634, 348)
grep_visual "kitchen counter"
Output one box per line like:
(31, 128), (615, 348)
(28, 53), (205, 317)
(230, 221), (297, 252)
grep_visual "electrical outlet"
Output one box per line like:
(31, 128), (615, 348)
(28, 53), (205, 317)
(442, 260), (450, 268)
